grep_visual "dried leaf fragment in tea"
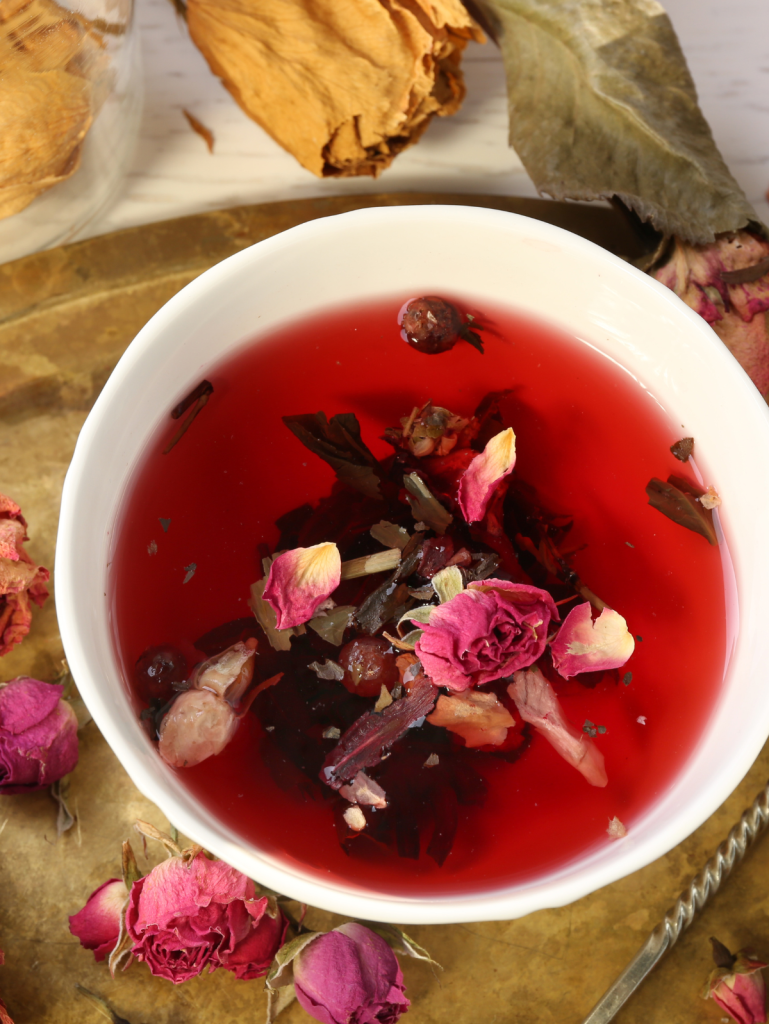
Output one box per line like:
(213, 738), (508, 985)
(646, 475), (717, 545)
(427, 690), (515, 748)
(283, 412), (382, 497)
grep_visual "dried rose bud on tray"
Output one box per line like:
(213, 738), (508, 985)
(112, 295), (728, 891)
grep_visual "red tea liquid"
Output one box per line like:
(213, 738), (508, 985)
(110, 296), (727, 897)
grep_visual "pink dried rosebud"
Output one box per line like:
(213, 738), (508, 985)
(292, 922), (410, 1024)
(508, 665), (607, 787)
(415, 579), (557, 691)
(704, 938), (768, 1024)
(263, 542), (341, 629)
(0, 677), (78, 793)
(126, 850), (287, 984)
(0, 493), (49, 657)
(158, 639), (257, 768)
(457, 427), (516, 523)
(550, 602), (635, 679)
(68, 878), (129, 962)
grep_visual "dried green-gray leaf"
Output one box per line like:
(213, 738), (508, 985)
(474, 0), (759, 243)
(266, 982), (297, 1024)
(403, 473), (453, 534)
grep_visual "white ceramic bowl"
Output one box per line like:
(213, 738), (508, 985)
(57, 205), (769, 925)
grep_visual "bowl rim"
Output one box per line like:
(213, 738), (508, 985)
(56, 203), (769, 924)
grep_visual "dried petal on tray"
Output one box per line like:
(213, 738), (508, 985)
(0, 494), (49, 657)
(185, 0), (484, 178)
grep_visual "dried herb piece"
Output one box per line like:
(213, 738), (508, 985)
(283, 412), (382, 498)
(164, 380), (213, 453)
(474, 0), (759, 243)
(399, 296), (484, 354)
(321, 672), (437, 789)
(182, 108), (215, 152)
(646, 476), (717, 545)
(354, 540), (422, 635)
(403, 473), (453, 534)
(670, 437), (694, 462)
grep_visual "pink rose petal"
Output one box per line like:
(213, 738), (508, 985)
(550, 602), (635, 679)
(457, 427), (516, 522)
(68, 878), (128, 962)
(263, 543), (341, 629)
(508, 665), (607, 787)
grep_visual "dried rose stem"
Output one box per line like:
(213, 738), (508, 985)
(580, 779), (769, 1024)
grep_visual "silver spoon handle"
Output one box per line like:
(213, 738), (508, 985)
(580, 780), (769, 1024)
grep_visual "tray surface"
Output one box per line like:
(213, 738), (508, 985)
(0, 193), (767, 1024)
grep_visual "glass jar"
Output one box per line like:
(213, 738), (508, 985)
(0, 0), (142, 263)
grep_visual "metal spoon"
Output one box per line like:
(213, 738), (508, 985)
(581, 779), (769, 1024)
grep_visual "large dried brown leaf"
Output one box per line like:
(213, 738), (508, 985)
(186, 0), (483, 178)
(473, 0), (759, 244)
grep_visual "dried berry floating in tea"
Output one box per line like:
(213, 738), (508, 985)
(399, 296), (484, 354)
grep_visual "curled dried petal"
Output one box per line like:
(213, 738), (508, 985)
(263, 543), (341, 629)
(508, 665), (607, 787)
(550, 603), (634, 679)
(158, 689), (238, 768)
(457, 427), (516, 523)
(427, 690), (514, 747)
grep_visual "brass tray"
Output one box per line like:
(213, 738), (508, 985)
(1, 193), (767, 1024)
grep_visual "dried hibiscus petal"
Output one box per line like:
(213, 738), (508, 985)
(322, 672), (437, 789)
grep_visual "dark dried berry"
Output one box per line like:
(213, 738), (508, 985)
(338, 637), (400, 698)
(134, 645), (188, 703)
(400, 297), (464, 354)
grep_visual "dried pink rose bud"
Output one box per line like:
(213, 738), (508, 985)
(126, 850), (286, 983)
(0, 677), (78, 793)
(550, 602), (635, 679)
(415, 579), (557, 691)
(0, 494), (49, 657)
(457, 427), (516, 523)
(68, 879), (129, 962)
(263, 542), (341, 629)
(158, 639), (257, 768)
(292, 922), (410, 1024)
(704, 938), (768, 1024)
(508, 665), (608, 787)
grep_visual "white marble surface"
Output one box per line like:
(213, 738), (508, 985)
(82, 0), (769, 240)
